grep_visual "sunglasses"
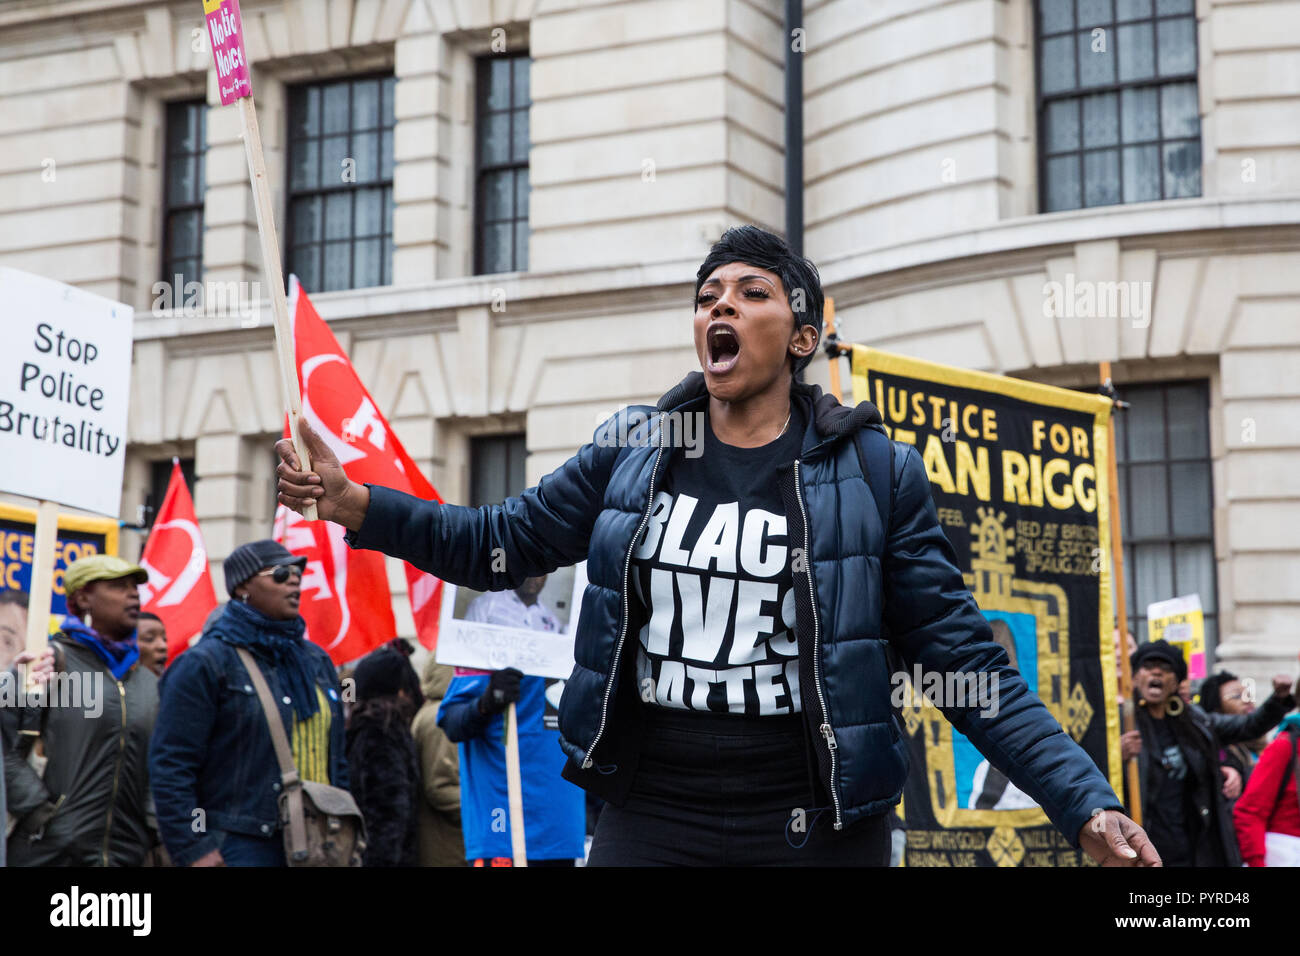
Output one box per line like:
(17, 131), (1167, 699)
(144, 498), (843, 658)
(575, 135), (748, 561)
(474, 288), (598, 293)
(255, 564), (302, 584)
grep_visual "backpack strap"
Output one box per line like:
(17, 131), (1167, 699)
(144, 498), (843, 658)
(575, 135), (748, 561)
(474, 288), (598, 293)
(855, 425), (895, 542)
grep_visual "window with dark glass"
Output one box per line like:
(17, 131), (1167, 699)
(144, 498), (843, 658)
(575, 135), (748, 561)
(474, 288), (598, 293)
(1036, 0), (1201, 212)
(469, 434), (527, 506)
(145, 458), (197, 529)
(162, 101), (207, 288)
(1112, 381), (1217, 650)
(475, 54), (530, 275)
(286, 75), (395, 292)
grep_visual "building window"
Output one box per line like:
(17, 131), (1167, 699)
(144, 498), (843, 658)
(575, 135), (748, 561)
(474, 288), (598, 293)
(145, 458), (197, 529)
(475, 54), (530, 275)
(162, 100), (207, 289)
(469, 434), (527, 505)
(1036, 0), (1201, 212)
(286, 75), (395, 293)
(1113, 381), (1217, 650)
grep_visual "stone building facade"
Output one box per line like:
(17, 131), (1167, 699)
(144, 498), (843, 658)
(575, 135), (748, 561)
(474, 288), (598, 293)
(1, 0), (1297, 684)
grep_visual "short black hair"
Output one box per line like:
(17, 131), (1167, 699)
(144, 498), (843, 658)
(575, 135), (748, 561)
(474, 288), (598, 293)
(694, 225), (824, 375)
(138, 611), (164, 626)
(1198, 670), (1238, 713)
(0, 589), (28, 610)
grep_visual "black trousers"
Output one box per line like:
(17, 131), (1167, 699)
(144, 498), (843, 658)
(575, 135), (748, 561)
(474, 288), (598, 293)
(586, 707), (890, 866)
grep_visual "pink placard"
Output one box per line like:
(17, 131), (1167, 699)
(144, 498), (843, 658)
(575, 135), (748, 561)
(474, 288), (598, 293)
(204, 0), (251, 105)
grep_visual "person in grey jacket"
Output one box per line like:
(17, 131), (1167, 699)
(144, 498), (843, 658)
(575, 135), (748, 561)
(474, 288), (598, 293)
(2, 556), (158, 866)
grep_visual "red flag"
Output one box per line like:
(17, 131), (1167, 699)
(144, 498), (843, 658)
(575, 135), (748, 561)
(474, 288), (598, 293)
(139, 461), (218, 661)
(276, 276), (445, 664)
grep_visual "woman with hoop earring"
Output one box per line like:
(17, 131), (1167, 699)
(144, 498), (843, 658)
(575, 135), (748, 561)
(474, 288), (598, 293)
(1122, 639), (1295, 866)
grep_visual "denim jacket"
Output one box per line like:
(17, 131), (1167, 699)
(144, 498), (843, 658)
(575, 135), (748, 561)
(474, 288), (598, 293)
(148, 630), (347, 865)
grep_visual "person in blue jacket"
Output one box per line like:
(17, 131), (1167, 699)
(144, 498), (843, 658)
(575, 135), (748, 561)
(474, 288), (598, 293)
(149, 540), (348, 866)
(276, 225), (1160, 867)
(438, 667), (585, 865)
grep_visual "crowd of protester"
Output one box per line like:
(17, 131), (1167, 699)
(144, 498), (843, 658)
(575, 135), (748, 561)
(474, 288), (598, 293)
(3, 547), (1299, 867)
(1, 544), (590, 868)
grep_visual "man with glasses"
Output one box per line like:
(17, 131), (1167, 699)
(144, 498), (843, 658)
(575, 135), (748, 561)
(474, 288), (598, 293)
(149, 540), (349, 866)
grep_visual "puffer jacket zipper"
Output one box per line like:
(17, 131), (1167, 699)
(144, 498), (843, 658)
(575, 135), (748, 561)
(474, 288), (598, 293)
(101, 677), (127, 865)
(582, 424), (668, 770)
(793, 458), (842, 830)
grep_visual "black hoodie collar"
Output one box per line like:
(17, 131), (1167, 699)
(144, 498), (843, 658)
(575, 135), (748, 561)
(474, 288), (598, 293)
(655, 370), (884, 458)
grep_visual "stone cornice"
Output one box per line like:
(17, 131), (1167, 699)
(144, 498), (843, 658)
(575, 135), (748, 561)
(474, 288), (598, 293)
(819, 195), (1300, 302)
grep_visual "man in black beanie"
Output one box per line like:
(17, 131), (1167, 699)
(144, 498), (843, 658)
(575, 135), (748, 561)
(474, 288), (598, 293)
(150, 539), (346, 866)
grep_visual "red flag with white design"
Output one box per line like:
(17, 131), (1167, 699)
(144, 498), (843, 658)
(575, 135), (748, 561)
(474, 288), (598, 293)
(139, 460), (219, 661)
(275, 276), (445, 663)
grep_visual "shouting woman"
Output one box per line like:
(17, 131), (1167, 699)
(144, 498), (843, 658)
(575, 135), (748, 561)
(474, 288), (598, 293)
(276, 225), (1157, 867)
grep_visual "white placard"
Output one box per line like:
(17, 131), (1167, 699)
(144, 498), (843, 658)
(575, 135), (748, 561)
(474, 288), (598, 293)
(436, 562), (586, 679)
(0, 268), (133, 517)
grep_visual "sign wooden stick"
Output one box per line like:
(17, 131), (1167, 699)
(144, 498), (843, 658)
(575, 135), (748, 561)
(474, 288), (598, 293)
(504, 701), (528, 866)
(203, 0), (315, 519)
(1101, 361), (1141, 825)
(824, 297), (845, 404)
(23, 500), (59, 688)
(236, 95), (317, 521)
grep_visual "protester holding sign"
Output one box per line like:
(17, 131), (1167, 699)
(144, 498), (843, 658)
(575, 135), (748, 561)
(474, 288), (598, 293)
(276, 225), (1157, 866)
(2, 555), (158, 866)
(439, 667), (585, 866)
(1122, 639), (1295, 866)
(149, 540), (348, 866)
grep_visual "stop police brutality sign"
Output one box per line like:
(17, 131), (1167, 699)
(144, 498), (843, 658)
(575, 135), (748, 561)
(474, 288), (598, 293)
(0, 268), (133, 518)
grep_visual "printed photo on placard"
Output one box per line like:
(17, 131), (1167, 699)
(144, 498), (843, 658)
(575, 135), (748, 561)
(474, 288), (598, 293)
(436, 563), (586, 680)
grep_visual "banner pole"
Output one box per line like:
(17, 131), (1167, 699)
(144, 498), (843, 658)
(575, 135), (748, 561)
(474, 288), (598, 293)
(1101, 361), (1141, 825)
(23, 500), (59, 690)
(823, 297), (845, 404)
(236, 93), (317, 522)
(504, 701), (528, 866)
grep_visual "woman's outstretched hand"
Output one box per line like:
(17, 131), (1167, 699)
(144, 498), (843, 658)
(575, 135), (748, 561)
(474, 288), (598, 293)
(275, 416), (371, 531)
(1078, 809), (1162, 866)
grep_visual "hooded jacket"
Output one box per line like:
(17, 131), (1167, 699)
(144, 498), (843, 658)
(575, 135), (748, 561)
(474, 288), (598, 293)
(348, 373), (1123, 843)
(2, 634), (158, 866)
(411, 658), (464, 866)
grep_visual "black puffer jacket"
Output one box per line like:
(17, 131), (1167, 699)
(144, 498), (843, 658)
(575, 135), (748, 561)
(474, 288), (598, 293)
(346, 702), (419, 867)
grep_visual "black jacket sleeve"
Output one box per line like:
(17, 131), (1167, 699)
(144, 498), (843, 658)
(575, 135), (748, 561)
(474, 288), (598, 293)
(0, 669), (55, 821)
(1206, 691), (1295, 746)
(882, 444), (1123, 847)
(345, 413), (631, 590)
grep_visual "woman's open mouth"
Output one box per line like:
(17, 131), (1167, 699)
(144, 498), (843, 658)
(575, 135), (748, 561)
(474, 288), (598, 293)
(706, 322), (741, 373)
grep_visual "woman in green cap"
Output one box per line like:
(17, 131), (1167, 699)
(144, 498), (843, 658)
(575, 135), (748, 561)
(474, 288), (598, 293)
(1, 554), (159, 866)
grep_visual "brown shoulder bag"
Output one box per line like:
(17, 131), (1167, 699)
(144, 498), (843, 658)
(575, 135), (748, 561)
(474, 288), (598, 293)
(235, 648), (366, 867)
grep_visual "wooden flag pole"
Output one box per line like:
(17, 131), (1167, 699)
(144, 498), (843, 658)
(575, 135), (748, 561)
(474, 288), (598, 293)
(23, 500), (59, 690)
(824, 297), (845, 404)
(1101, 361), (1141, 825)
(236, 93), (317, 522)
(504, 701), (528, 866)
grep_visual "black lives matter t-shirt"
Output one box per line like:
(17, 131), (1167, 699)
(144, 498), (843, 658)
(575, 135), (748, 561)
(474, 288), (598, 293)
(630, 403), (805, 717)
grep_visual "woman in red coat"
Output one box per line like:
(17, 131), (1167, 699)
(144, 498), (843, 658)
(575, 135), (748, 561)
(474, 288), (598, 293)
(1233, 713), (1300, 866)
